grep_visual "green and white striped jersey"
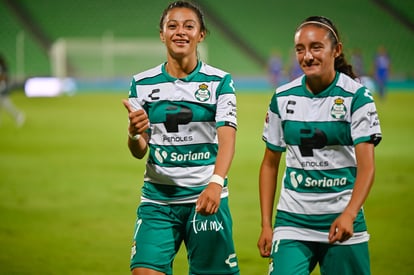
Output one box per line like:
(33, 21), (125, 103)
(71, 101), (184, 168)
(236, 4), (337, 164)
(128, 61), (237, 204)
(263, 72), (382, 245)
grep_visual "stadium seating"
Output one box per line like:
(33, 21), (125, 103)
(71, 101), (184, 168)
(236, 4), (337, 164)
(1, 0), (413, 81)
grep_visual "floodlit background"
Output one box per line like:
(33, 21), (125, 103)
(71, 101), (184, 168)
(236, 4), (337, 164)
(1, 0), (414, 274)
(1, 0), (414, 90)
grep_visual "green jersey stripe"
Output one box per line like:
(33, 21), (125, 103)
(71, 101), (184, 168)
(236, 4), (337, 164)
(283, 120), (352, 146)
(283, 166), (356, 193)
(275, 210), (367, 232)
(145, 100), (216, 124)
(148, 143), (217, 167)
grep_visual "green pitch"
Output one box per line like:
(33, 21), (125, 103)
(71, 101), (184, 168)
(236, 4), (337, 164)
(0, 90), (413, 274)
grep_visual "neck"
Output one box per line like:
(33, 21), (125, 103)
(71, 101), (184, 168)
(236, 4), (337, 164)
(166, 56), (198, 78)
(306, 71), (336, 94)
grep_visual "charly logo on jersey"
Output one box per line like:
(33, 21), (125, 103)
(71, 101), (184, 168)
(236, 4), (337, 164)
(225, 254), (238, 268)
(154, 148), (211, 163)
(194, 83), (210, 102)
(289, 171), (347, 188)
(331, 97), (347, 119)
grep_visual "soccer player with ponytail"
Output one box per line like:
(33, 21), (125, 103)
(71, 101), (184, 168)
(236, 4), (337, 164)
(258, 16), (382, 275)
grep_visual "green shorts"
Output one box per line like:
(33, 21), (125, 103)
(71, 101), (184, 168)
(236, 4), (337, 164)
(268, 239), (370, 275)
(130, 197), (239, 275)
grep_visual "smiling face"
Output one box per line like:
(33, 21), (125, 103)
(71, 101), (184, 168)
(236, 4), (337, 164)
(294, 24), (342, 89)
(160, 7), (205, 61)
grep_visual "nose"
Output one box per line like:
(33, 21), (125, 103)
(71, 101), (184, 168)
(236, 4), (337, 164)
(176, 25), (185, 35)
(304, 50), (313, 62)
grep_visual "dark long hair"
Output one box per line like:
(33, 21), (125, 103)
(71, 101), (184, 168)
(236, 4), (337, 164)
(298, 16), (356, 79)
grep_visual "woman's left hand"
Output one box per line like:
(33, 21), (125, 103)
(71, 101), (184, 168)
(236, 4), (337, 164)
(328, 211), (355, 243)
(195, 183), (222, 215)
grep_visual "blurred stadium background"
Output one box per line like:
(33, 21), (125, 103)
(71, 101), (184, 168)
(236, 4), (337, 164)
(1, 1), (414, 274)
(1, 0), (414, 93)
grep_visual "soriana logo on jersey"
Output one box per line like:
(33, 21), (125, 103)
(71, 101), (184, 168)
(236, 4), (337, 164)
(289, 171), (348, 189)
(153, 148), (213, 165)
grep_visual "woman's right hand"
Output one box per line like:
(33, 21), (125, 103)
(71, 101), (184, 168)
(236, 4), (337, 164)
(122, 99), (149, 136)
(257, 226), (273, 258)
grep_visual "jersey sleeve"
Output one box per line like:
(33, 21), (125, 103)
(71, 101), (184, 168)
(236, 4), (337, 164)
(351, 87), (382, 146)
(216, 74), (237, 129)
(128, 77), (144, 111)
(262, 93), (286, 152)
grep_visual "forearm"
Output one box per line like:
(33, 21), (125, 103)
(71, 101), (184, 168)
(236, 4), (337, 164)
(259, 149), (281, 228)
(213, 126), (236, 178)
(344, 143), (375, 218)
(127, 133), (148, 159)
(344, 169), (375, 219)
(259, 165), (277, 228)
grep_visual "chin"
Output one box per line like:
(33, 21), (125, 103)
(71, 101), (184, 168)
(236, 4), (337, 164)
(303, 70), (317, 77)
(303, 68), (320, 77)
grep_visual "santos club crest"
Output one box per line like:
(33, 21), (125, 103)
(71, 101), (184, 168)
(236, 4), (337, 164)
(330, 97), (347, 119)
(194, 83), (211, 102)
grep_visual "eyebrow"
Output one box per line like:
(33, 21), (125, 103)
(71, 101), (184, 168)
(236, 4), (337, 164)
(295, 41), (325, 49)
(166, 19), (197, 24)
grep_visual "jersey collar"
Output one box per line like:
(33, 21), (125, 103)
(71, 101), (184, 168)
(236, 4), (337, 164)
(162, 60), (202, 82)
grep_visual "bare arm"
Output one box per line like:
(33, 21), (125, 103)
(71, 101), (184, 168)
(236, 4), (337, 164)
(328, 142), (376, 243)
(213, 126), (236, 179)
(196, 126), (236, 215)
(257, 148), (282, 257)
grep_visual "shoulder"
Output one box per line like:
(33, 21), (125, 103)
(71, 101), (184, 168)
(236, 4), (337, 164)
(275, 75), (303, 95)
(132, 64), (163, 82)
(335, 73), (365, 94)
(199, 62), (230, 78)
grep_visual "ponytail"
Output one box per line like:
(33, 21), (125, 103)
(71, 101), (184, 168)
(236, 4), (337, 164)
(335, 53), (357, 79)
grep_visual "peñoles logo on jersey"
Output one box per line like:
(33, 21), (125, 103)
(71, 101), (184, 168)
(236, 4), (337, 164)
(194, 83), (211, 102)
